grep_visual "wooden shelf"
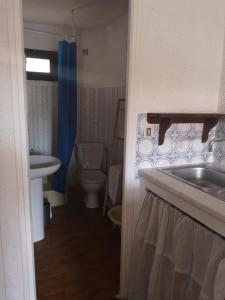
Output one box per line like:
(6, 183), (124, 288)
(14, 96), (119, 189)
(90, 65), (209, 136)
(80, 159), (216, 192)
(147, 113), (222, 145)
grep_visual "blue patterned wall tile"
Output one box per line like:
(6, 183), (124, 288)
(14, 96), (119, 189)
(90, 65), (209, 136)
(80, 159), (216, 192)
(213, 117), (225, 167)
(135, 113), (217, 177)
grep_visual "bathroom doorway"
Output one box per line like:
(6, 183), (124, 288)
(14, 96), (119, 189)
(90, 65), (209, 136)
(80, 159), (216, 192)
(23, 0), (128, 298)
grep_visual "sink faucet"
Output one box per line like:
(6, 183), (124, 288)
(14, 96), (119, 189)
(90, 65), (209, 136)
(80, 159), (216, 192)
(208, 138), (225, 152)
(29, 147), (34, 155)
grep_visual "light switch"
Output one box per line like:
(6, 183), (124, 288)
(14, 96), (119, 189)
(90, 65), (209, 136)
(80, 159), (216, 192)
(145, 127), (153, 137)
(146, 128), (151, 136)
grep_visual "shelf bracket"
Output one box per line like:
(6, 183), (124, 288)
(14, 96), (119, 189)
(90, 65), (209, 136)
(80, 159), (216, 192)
(158, 118), (171, 145)
(147, 113), (221, 146)
(202, 118), (218, 143)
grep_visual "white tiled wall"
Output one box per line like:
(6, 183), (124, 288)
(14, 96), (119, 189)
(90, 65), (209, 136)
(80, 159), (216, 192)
(136, 113), (215, 176)
(27, 83), (125, 161)
(77, 86), (125, 164)
(27, 81), (58, 155)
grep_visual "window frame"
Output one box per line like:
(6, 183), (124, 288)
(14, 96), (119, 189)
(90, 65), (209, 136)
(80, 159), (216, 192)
(25, 49), (58, 81)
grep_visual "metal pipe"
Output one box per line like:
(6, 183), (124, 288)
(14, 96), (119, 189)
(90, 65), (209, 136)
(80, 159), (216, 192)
(24, 28), (74, 39)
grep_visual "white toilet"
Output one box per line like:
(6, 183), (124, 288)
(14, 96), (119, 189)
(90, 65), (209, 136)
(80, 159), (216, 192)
(78, 143), (106, 208)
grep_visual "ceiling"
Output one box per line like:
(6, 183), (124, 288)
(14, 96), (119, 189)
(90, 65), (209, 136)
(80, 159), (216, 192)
(23, 0), (128, 29)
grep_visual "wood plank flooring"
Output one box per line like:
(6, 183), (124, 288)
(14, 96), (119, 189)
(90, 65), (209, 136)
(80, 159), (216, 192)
(34, 187), (121, 300)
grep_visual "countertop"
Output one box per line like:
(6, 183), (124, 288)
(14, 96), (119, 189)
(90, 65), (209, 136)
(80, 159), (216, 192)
(139, 165), (225, 237)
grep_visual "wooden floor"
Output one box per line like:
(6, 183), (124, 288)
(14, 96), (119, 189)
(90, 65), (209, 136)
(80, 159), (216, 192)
(34, 187), (121, 300)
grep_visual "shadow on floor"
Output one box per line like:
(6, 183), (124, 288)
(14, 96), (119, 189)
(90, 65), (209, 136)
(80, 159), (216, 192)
(34, 186), (121, 300)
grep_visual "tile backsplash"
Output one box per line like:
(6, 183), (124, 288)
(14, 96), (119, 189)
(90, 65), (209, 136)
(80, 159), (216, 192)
(213, 117), (225, 167)
(136, 113), (215, 176)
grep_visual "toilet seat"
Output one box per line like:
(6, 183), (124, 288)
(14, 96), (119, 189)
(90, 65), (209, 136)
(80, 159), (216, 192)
(80, 170), (106, 184)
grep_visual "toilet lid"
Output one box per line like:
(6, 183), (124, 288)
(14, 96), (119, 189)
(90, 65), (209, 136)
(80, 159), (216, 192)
(80, 170), (106, 184)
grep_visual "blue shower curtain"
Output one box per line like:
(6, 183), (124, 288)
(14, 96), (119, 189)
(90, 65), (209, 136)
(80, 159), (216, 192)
(53, 41), (77, 194)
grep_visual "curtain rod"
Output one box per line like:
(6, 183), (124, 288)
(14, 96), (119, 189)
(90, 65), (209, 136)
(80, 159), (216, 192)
(24, 28), (75, 40)
(24, 1), (91, 39)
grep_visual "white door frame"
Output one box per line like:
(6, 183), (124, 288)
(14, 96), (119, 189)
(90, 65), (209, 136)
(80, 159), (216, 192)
(119, 0), (142, 298)
(0, 0), (36, 299)
(1, 0), (136, 298)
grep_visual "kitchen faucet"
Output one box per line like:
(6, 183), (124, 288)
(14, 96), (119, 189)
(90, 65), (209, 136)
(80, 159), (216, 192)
(208, 137), (225, 152)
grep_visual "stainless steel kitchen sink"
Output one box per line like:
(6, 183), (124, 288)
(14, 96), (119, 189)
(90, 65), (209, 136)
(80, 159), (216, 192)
(159, 165), (225, 201)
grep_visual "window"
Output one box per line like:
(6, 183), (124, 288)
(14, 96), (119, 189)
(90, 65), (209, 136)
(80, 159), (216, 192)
(26, 58), (50, 73)
(25, 49), (57, 81)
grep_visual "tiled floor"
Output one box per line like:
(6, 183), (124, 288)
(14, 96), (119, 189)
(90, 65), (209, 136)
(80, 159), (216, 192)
(34, 187), (121, 300)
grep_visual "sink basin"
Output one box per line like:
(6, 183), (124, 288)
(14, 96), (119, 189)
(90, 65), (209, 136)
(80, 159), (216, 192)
(30, 155), (61, 179)
(29, 155), (61, 243)
(160, 165), (225, 201)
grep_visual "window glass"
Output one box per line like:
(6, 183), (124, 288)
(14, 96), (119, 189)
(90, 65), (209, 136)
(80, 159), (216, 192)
(25, 49), (57, 81)
(26, 57), (51, 73)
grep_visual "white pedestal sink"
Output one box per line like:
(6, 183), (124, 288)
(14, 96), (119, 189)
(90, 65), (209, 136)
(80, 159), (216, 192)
(30, 155), (61, 242)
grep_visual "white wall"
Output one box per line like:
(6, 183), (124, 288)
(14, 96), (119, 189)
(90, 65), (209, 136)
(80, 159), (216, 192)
(103, 14), (128, 87)
(27, 81), (58, 155)
(24, 16), (128, 171)
(78, 29), (105, 87)
(24, 22), (72, 51)
(78, 14), (128, 88)
(120, 0), (225, 298)
(24, 15), (128, 90)
(128, 0), (225, 114)
(23, 22), (71, 155)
